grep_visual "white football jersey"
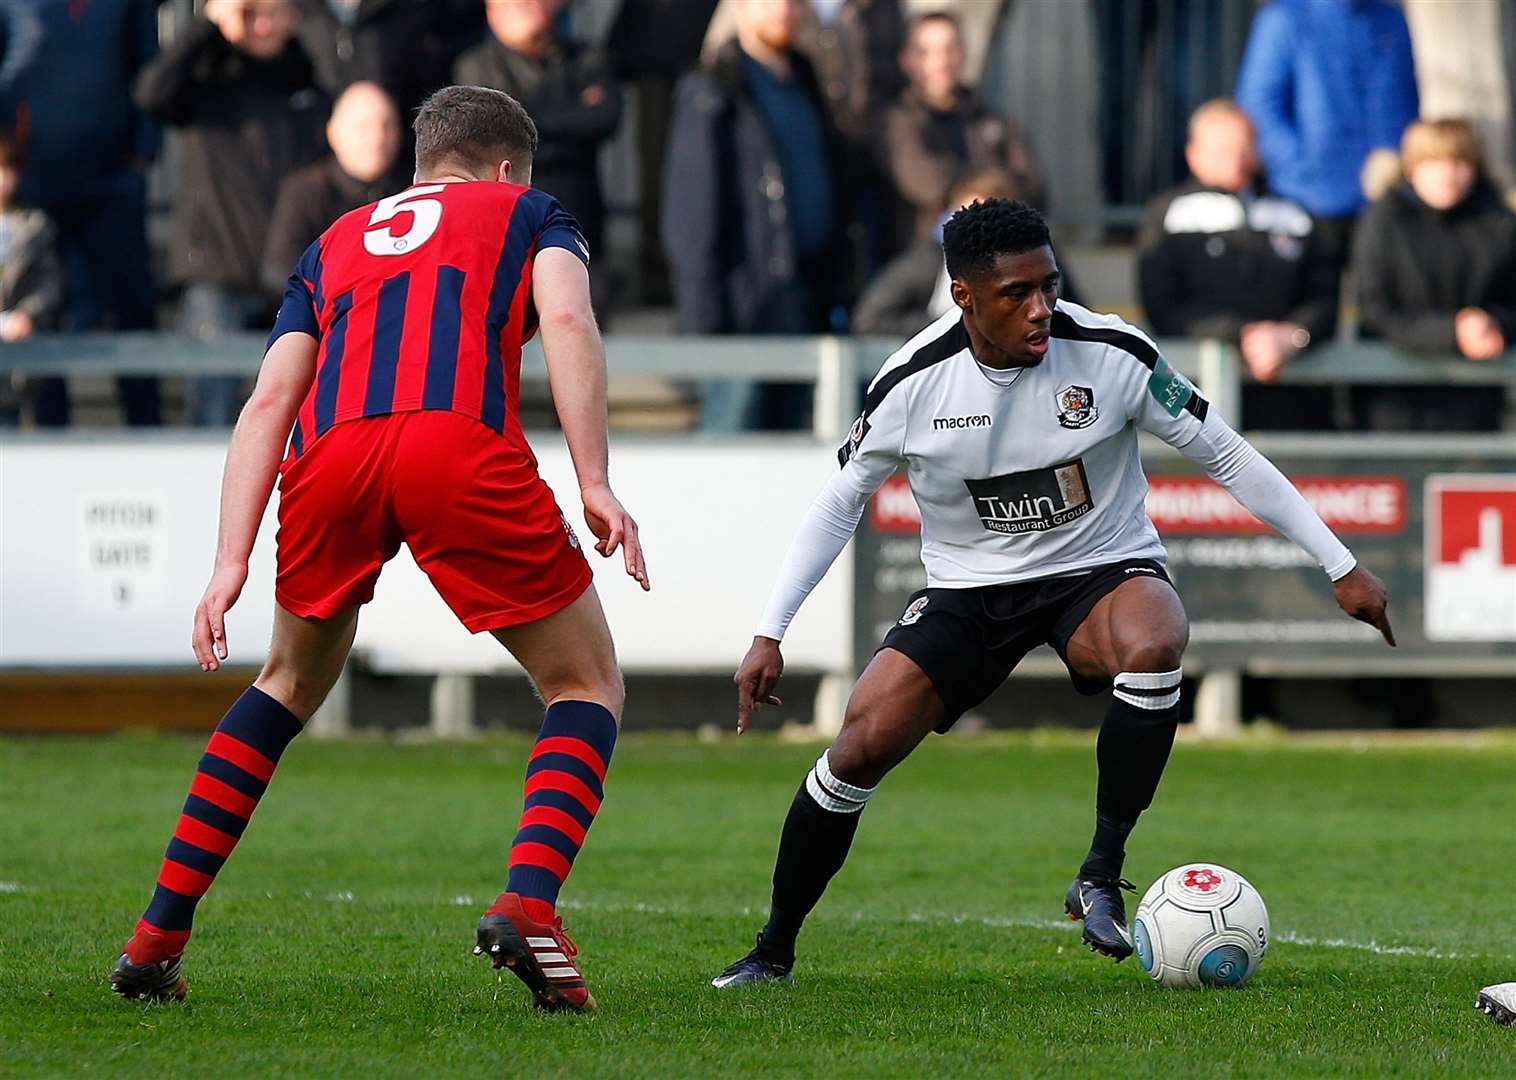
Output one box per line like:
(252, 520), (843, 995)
(837, 300), (1210, 587)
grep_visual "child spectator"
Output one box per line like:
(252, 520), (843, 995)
(1352, 118), (1515, 430)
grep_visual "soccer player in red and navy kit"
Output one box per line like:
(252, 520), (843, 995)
(111, 86), (647, 1013)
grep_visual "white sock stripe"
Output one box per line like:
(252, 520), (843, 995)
(1114, 668), (1183, 711)
(1113, 668), (1183, 690)
(806, 769), (865, 814)
(1114, 686), (1181, 710)
(814, 751), (875, 804)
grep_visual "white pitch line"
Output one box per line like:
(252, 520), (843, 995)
(555, 897), (1471, 960)
(305, 892), (1470, 960)
(0, 881), (21, 893)
(1275, 931), (1462, 960)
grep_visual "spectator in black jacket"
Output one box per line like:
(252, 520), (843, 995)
(663, 0), (844, 429)
(0, 0), (161, 426)
(263, 81), (406, 295)
(1137, 99), (1339, 429)
(1351, 118), (1515, 431)
(292, 0), (468, 119)
(134, 0), (328, 426)
(454, 0), (620, 281)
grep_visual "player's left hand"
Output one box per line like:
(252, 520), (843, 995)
(581, 483), (649, 591)
(1333, 564), (1396, 647)
(193, 561), (248, 671)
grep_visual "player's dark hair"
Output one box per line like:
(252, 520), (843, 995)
(413, 85), (538, 177)
(942, 198), (1051, 281)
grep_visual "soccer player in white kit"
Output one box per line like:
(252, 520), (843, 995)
(713, 199), (1396, 987)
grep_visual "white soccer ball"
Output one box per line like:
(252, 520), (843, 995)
(1132, 863), (1269, 988)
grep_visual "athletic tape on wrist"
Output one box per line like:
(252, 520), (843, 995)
(805, 750), (876, 814)
(1112, 668), (1183, 711)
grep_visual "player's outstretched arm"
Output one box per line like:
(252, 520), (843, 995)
(1172, 412), (1396, 647)
(735, 467), (881, 733)
(533, 247), (648, 591)
(193, 332), (317, 672)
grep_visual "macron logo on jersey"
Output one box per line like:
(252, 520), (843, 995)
(932, 414), (993, 431)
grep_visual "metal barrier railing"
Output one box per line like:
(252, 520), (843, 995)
(2, 332), (1513, 441)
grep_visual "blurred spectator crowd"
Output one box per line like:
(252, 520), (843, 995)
(0, 0), (1513, 431)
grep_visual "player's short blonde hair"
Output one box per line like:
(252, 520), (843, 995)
(413, 85), (538, 178)
(1401, 118), (1482, 171)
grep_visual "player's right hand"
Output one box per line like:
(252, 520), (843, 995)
(580, 483), (649, 591)
(735, 636), (784, 734)
(193, 561), (248, 672)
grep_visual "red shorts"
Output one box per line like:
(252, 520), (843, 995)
(275, 410), (592, 632)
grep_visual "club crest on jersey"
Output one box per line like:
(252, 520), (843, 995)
(1054, 384), (1098, 429)
(898, 596), (930, 626)
(837, 415), (871, 466)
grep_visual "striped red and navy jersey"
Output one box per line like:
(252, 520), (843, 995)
(267, 180), (589, 465)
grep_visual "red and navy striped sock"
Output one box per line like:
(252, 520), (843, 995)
(130, 687), (303, 960)
(505, 700), (618, 924)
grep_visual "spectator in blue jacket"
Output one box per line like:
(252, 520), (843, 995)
(0, 0), (162, 427)
(1235, 0), (1418, 292)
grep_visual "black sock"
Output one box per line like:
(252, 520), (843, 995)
(1080, 669), (1182, 881)
(758, 752), (874, 962)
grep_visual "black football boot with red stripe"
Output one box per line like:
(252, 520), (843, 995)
(474, 892), (596, 1012)
(111, 924), (189, 1002)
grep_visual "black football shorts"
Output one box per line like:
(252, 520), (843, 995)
(877, 558), (1174, 730)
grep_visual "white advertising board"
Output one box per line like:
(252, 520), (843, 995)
(1, 437), (852, 674)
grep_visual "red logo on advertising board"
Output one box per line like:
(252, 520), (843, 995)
(1430, 484), (1516, 566)
(1145, 476), (1405, 534)
(871, 474), (921, 533)
(1424, 477), (1516, 642)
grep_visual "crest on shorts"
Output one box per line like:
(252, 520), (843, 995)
(1055, 385), (1098, 429)
(898, 596), (930, 626)
(560, 513), (581, 550)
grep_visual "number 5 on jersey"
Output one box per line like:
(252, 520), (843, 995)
(364, 185), (447, 257)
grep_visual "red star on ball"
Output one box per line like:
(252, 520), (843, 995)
(1183, 867), (1223, 891)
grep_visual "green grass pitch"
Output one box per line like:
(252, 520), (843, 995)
(2, 729), (1513, 1077)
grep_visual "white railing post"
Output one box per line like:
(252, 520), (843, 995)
(813, 336), (858, 443)
(814, 337), (860, 738)
(1196, 338), (1241, 424)
(1193, 669), (1243, 738)
(429, 673), (477, 738)
(812, 672), (851, 738)
(307, 662), (352, 738)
